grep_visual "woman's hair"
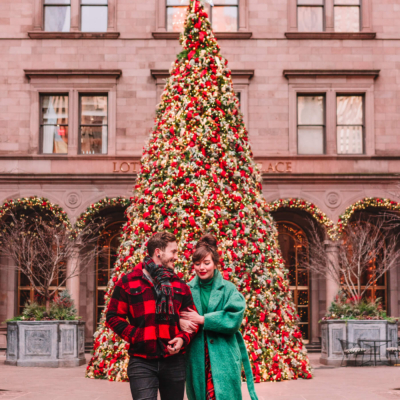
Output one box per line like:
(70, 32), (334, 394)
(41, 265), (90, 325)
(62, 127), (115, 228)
(192, 234), (220, 267)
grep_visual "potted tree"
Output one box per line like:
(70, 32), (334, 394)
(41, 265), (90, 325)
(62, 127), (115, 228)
(1, 208), (105, 367)
(303, 214), (400, 366)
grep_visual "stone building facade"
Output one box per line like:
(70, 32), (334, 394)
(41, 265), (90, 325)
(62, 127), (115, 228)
(1, 0), (400, 348)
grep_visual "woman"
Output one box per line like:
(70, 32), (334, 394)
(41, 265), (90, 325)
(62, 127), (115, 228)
(180, 234), (258, 400)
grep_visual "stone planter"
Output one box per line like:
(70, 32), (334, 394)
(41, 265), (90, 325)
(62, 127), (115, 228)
(5, 320), (85, 367)
(320, 320), (398, 366)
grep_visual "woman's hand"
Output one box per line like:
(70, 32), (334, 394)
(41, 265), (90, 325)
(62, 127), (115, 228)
(181, 308), (205, 325)
(179, 318), (198, 333)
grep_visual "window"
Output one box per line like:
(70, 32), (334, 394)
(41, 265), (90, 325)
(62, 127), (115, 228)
(210, 0), (238, 32)
(166, 0), (188, 32)
(18, 269), (66, 315)
(79, 95), (108, 155)
(297, 95), (325, 155)
(277, 222), (310, 342)
(81, 0), (108, 32)
(166, 0), (238, 32)
(337, 95), (363, 154)
(40, 94), (69, 154)
(96, 222), (122, 323)
(297, 0), (324, 32)
(334, 0), (360, 32)
(44, 0), (71, 32)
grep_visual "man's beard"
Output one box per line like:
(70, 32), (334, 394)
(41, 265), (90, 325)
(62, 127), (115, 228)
(159, 253), (174, 269)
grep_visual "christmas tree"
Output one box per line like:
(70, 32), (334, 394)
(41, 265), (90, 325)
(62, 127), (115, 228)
(86, 0), (312, 382)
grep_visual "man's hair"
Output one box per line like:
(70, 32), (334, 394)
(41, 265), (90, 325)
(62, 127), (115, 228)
(147, 232), (177, 257)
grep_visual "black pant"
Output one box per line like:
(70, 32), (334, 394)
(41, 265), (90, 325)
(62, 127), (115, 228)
(127, 354), (186, 400)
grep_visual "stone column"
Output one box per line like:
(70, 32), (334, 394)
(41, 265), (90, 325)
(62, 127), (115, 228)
(324, 240), (341, 310)
(66, 246), (80, 312)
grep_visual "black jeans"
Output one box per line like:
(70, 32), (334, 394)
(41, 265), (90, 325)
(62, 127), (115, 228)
(127, 354), (186, 400)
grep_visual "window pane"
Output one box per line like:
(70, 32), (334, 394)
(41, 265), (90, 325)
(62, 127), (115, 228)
(298, 126), (324, 154)
(42, 95), (68, 125)
(81, 96), (108, 125)
(44, 6), (70, 32)
(214, 0), (238, 5)
(42, 125), (69, 154)
(167, 7), (187, 32)
(81, 6), (108, 32)
(337, 96), (363, 124)
(212, 6), (238, 32)
(298, 96), (324, 125)
(337, 126), (363, 154)
(81, 126), (108, 154)
(298, 6), (323, 32)
(41, 95), (69, 154)
(298, 0), (323, 4)
(334, 6), (360, 32)
(166, 0), (189, 5)
(45, 0), (70, 4)
(82, 0), (107, 4)
(334, 0), (359, 4)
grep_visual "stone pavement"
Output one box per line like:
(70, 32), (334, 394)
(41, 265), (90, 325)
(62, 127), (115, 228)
(1, 352), (400, 400)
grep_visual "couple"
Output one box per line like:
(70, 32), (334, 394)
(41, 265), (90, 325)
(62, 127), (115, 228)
(106, 231), (258, 400)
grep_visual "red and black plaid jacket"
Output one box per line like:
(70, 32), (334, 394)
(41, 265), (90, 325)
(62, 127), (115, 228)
(106, 261), (198, 359)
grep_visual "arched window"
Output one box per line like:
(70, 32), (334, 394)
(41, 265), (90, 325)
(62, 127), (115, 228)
(277, 221), (310, 342)
(18, 267), (66, 315)
(96, 221), (124, 323)
(342, 220), (388, 309)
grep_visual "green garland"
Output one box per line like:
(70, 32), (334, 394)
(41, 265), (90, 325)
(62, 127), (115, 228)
(337, 197), (400, 234)
(0, 196), (71, 230)
(74, 197), (131, 233)
(268, 198), (336, 239)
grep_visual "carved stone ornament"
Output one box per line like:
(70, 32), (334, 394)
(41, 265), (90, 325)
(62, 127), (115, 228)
(65, 191), (82, 209)
(324, 191), (342, 209)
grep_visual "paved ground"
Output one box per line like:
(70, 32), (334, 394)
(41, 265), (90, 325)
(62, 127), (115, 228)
(1, 352), (400, 400)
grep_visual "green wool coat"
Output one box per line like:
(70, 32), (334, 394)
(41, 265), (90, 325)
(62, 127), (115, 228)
(185, 270), (259, 400)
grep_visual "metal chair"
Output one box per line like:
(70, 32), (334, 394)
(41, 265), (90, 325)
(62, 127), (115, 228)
(338, 339), (366, 367)
(386, 339), (400, 366)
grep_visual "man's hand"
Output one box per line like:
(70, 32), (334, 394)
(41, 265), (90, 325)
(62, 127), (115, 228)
(180, 308), (205, 325)
(180, 318), (198, 334)
(167, 337), (184, 355)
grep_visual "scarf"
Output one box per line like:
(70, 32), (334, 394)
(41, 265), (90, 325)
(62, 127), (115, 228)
(143, 255), (175, 315)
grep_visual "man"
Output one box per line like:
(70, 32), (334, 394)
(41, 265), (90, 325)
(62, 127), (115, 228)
(106, 231), (198, 400)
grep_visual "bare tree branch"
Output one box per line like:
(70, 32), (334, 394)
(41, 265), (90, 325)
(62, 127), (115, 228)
(299, 213), (400, 302)
(0, 209), (109, 311)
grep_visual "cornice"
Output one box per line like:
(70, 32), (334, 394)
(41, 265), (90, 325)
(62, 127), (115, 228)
(24, 69), (123, 80)
(151, 69), (254, 81)
(283, 69), (380, 79)
(27, 32), (120, 39)
(152, 32), (252, 40)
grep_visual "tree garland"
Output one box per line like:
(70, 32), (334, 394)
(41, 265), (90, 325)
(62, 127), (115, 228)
(74, 197), (131, 233)
(337, 197), (400, 234)
(0, 196), (71, 230)
(268, 198), (336, 239)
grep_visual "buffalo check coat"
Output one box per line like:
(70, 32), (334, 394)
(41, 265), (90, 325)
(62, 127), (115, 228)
(106, 261), (198, 359)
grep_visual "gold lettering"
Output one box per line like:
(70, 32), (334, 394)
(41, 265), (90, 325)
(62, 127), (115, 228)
(113, 162), (119, 173)
(286, 162), (292, 173)
(275, 162), (285, 173)
(120, 162), (130, 173)
(130, 162), (137, 171)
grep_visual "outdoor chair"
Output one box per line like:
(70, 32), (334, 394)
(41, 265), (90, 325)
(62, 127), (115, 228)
(386, 340), (400, 366)
(338, 339), (366, 367)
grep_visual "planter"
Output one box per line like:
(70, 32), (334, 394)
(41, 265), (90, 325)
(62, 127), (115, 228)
(5, 320), (85, 367)
(320, 320), (398, 366)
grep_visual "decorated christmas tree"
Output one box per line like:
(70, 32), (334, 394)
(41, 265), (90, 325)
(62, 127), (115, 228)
(86, 0), (312, 382)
